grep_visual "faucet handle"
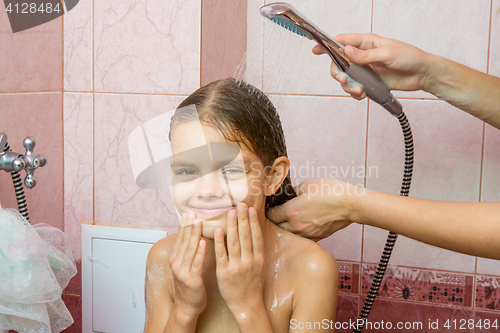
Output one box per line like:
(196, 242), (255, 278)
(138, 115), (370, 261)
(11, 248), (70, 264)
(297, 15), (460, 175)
(0, 133), (7, 152)
(22, 136), (47, 189)
(0, 152), (25, 172)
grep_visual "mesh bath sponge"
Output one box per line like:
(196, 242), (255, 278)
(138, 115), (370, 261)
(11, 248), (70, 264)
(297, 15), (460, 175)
(0, 203), (77, 333)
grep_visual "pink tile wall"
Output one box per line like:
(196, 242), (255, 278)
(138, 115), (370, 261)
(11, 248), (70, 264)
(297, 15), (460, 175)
(93, 0), (200, 94)
(64, 93), (93, 260)
(489, 1), (500, 78)
(0, 93), (63, 230)
(201, 0), (247, 85)
(373, 0), (491, 100)
(93, 93), (183, 233)
(64, 0), (92, 91)
(0, 6), (62, 92)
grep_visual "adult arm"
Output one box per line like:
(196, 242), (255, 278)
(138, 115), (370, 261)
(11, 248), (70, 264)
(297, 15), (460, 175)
(350, 188), (500, 260)
(268, 178), (500, 260)
(315, 33), (500, 129)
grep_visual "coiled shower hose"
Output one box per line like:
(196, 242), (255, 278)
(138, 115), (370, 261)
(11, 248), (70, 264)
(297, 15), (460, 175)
(353, 111), (414, 333)
(2, 142), (30, 222)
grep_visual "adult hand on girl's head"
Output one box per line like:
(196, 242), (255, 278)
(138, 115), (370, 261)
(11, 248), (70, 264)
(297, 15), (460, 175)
(168, 212), (207, 319)
(267, 178), (358, 241)
(214, 203), (266, 322)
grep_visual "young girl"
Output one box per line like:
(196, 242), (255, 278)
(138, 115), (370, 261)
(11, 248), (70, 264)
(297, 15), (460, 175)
(144, 78), (339, 332)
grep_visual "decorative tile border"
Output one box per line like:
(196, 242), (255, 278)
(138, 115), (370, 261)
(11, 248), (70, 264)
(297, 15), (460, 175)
(338, 261), (359, 294)
(361, 297), (472, 333)
(476, 275), (500, 311)
(362, 264), (473, 307)
(335, 295), (359, 333)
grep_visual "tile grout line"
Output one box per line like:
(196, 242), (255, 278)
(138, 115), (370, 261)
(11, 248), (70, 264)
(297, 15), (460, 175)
(92, 0), (95, 226)
(472, 1), (493, 325)
(358, 0), (373, 317)
(62, 3), (65, 236)
(200, 0), (203, 87)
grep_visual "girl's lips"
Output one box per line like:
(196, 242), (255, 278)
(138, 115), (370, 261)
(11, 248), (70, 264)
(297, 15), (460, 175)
(192, 206), (233, 218)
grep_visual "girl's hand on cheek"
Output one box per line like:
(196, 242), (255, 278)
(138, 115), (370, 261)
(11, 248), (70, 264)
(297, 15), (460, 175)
(169, 212), (207, 319)
(214, 203), (266, 321)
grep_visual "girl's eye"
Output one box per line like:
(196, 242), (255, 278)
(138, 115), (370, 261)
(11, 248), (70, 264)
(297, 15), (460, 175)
(175, 169), (199, 178)
(222, 168), (246, 179)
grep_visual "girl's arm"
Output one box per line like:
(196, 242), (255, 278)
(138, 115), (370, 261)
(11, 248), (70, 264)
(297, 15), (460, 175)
(144, 236), (176, 333)
(144, 214), (207, 333)
(214, 204), (274, 332)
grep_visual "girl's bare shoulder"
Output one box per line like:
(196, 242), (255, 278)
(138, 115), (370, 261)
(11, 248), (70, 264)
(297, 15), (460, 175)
(282, 231), (338, 276)
(147, 233), (177, 264)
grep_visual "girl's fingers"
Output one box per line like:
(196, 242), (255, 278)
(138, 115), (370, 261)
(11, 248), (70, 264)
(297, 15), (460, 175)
(214, 228), (228, 269)
(172, 212), (187, 258)
(237, 203), (253, 257)
(248, 207), (264, 257)
(178, 212), (196, 261)
(185, 219), (202, 266)
(191, 239), (207, 274)
(226, 209), (241, 259)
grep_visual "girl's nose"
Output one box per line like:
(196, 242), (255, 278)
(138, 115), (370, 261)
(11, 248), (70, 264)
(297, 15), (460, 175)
(195, 171), (226, 199)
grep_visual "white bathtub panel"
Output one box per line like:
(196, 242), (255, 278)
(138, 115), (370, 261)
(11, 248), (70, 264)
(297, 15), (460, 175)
(82, 225), (166, 333)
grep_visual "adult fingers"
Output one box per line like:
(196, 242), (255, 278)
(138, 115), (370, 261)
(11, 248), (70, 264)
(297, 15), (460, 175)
(331, 64), (366, 100)
(312, 44), (325, 55)
(344, 44), (390, 67)
(266, 202), (288, 224)
(334, 33), (379, 50)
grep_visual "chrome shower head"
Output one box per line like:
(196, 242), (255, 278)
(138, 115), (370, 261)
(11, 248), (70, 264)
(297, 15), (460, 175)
(260, 2), (403, 117)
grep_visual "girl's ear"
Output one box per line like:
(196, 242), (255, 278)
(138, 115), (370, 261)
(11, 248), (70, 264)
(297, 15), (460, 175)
(264, 156), (291, 196)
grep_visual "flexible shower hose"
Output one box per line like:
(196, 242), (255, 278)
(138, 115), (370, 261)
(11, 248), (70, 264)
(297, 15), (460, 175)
(353, 111), (414, 333)
(2, 142), (30, 222)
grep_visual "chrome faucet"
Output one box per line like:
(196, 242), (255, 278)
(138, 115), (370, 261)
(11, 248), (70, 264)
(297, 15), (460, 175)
(0, 133), (47, 189)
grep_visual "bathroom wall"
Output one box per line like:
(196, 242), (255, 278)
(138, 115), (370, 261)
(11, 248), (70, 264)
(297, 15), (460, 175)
(248, 0), (500, 332)
(1, 0), (499, 332)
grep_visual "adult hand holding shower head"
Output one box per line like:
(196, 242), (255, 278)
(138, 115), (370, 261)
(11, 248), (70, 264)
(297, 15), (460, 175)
(260, 2), (403, 117)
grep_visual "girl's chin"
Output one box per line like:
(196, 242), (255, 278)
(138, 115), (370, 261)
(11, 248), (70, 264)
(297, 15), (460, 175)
(201, 219), (227, 239)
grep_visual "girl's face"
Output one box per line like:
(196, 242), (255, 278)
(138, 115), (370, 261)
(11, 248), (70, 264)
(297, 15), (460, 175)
(170, 121), (268, 239)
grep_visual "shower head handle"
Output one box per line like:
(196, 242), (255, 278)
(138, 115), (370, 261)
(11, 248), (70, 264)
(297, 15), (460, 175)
(260, 2), (403, 117)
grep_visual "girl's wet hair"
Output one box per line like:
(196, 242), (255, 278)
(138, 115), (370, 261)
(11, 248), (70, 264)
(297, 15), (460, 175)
(170, 78), (296, 209)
